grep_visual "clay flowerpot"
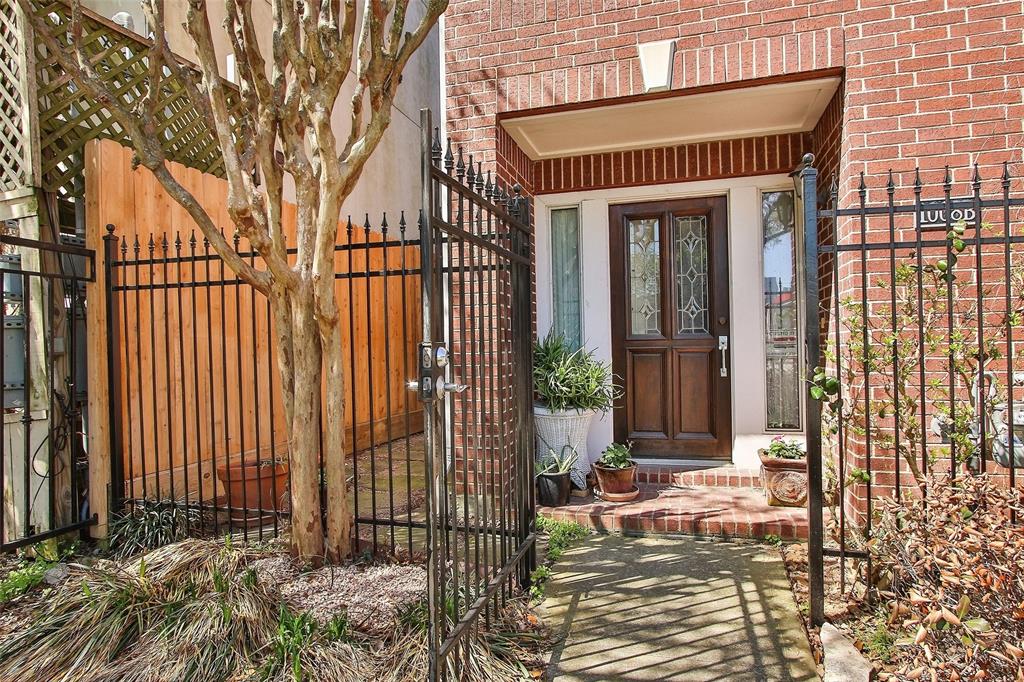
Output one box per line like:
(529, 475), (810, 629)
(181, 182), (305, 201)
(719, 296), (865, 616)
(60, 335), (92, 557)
(216, 460), (289, 525)
(593, 461), (638, 498)
(758, 450), (807, 507)
(536, 471), (572, 507)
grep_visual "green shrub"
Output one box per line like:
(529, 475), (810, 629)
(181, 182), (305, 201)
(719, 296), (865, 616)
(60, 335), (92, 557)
(0, 560), (53, 602)
(865, 619), (895, 663)
(528, 566), (552, 601)
(764, 437), (805, 460)
(110, 500), (203, 559)
(266, 606), (319, 681)
(597, 442), (633, 469)
(533, 333), (620, 412)
(536, 516), (589, 562)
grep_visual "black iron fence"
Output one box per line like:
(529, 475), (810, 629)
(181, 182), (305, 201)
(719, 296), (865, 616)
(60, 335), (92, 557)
(802, 158), (1024, 622)
(0, 229), (95, 551)
(418, 109), (536, 680)
(104, 216), (425, 556)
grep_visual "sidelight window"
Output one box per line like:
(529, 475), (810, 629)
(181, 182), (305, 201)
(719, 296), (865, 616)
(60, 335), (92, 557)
(762, 190), (802, 431)
(550, 207), (582, 348)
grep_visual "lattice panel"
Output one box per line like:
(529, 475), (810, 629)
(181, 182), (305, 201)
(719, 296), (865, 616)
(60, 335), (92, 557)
(0, 0), (28, 192)
(31, 0), (239, 197)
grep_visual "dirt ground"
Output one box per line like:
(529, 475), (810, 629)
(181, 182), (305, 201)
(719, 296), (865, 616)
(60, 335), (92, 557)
(782, 543), (908, 679)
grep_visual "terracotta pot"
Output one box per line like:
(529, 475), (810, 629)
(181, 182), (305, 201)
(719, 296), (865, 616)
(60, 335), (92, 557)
(593, 461), (637, 495)
(758, 450), (807, 507)
(536, 471), (572, 507)
(216, 460), (289, 524)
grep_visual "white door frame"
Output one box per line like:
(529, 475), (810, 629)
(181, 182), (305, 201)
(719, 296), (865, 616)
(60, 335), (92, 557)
(534, 173), (796, 469)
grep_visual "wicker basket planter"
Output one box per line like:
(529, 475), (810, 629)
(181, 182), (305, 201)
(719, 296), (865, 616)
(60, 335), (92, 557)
(534, 405), (596, 487)
(758, 449), (807, 507)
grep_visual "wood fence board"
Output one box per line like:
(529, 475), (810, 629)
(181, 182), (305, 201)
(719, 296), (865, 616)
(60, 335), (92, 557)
(85, 139), (422, 503)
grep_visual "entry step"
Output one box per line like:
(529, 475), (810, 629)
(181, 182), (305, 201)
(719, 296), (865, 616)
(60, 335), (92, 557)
(540, 483), (807, 541)
(635, 463), (763, 488)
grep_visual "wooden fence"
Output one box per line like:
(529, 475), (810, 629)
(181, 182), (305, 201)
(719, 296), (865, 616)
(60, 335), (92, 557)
(85, 139), (421, 508)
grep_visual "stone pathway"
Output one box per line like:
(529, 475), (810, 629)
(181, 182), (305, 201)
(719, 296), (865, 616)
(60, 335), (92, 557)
(542, 535), (818, 681)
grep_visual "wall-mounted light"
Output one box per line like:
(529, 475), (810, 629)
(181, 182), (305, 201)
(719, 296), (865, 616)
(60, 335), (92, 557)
(638, 39), (677, 93)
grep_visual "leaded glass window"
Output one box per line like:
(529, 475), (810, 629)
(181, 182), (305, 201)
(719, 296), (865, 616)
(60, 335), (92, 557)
(673, 216), (709, 334)
(628, 218), (661, 336)
(763, 190), (801, 431)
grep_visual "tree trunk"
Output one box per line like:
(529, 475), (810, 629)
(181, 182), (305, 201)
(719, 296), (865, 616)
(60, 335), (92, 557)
(319, 299), (351, 562)
(282, 284), (326, 562)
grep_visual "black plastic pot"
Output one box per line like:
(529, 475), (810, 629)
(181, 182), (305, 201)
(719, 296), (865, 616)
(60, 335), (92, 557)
(536, 471), (571, 507)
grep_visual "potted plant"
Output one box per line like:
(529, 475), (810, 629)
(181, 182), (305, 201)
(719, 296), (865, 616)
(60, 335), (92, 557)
(758, 437), (807, 507)
(536, 446), (578, 507)
(216, 445), (290, 525)
(533, 332), (619, 487)
(593, 441), (638, 502)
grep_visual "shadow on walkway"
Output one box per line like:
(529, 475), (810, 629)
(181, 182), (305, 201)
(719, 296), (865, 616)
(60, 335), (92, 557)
(542, 535), (818, 681)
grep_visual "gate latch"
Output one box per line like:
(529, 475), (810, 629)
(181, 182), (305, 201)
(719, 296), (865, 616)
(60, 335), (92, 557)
(411, 343), (456, 401)
(409, 342), (436, 401)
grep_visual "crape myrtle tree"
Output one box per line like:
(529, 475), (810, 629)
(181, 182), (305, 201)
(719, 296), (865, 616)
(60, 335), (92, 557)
(21, 0), (447, 562)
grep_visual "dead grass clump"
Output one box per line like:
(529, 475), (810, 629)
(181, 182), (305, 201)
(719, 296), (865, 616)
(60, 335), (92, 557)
(871, 474), (1024, 680)
(0, 537), (549, 681)
(0, 539), (276, 682)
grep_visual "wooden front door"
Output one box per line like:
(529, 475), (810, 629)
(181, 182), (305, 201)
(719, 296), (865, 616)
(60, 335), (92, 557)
(609, 197), (732, 459)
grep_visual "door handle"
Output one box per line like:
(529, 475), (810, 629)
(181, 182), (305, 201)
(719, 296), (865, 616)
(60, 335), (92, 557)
(436, 380), (469, 399)
(718, 336), (729, 378)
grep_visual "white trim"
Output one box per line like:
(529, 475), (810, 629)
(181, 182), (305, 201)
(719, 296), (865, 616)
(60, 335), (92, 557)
(534, 174), (793, 468)
(502, 77), (840, 160)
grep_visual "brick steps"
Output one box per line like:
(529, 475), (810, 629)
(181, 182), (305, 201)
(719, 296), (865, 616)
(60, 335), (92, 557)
(635, 463), (763, 488)
(539, 483), (808, 541)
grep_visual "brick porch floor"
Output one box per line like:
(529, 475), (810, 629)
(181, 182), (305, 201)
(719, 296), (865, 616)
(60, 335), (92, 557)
(539, 482), (809, 541)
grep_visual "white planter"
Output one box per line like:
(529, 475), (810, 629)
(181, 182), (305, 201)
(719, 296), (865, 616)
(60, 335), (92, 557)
(533, 405), (596, 487)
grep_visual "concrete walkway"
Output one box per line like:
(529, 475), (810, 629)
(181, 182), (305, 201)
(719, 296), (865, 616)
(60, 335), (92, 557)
(542, 535), (818, 681)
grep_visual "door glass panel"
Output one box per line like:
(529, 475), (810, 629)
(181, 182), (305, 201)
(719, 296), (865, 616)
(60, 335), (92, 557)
(628, 218), (661, 335)
(673, 216), (709, 334)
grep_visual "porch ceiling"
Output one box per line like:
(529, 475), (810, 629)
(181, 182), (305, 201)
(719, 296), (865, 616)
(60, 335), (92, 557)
(500, 76), (840, 161)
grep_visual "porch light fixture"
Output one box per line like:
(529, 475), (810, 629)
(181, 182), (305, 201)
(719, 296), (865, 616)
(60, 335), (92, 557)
(638, 39), (677, 93)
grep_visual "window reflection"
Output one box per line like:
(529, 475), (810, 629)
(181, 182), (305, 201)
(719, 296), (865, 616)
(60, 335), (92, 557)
(763, 191), (801, 431)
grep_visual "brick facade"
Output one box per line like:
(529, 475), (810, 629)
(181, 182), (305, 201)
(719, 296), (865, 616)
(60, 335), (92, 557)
(531, 131), (810, 194)
(446, 0), (1024, 197)
(444, 1), (1024, 518)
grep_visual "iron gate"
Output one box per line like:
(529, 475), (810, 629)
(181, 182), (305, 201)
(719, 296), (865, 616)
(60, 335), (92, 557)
(417, 109), (536, 679)
(0, 229), (96, 551)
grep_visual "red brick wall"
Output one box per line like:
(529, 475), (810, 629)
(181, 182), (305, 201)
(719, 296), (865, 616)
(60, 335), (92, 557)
(444, 0), (1024, 519)
(446, 0), (1024, 197)
(532, 132), (809, 194)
